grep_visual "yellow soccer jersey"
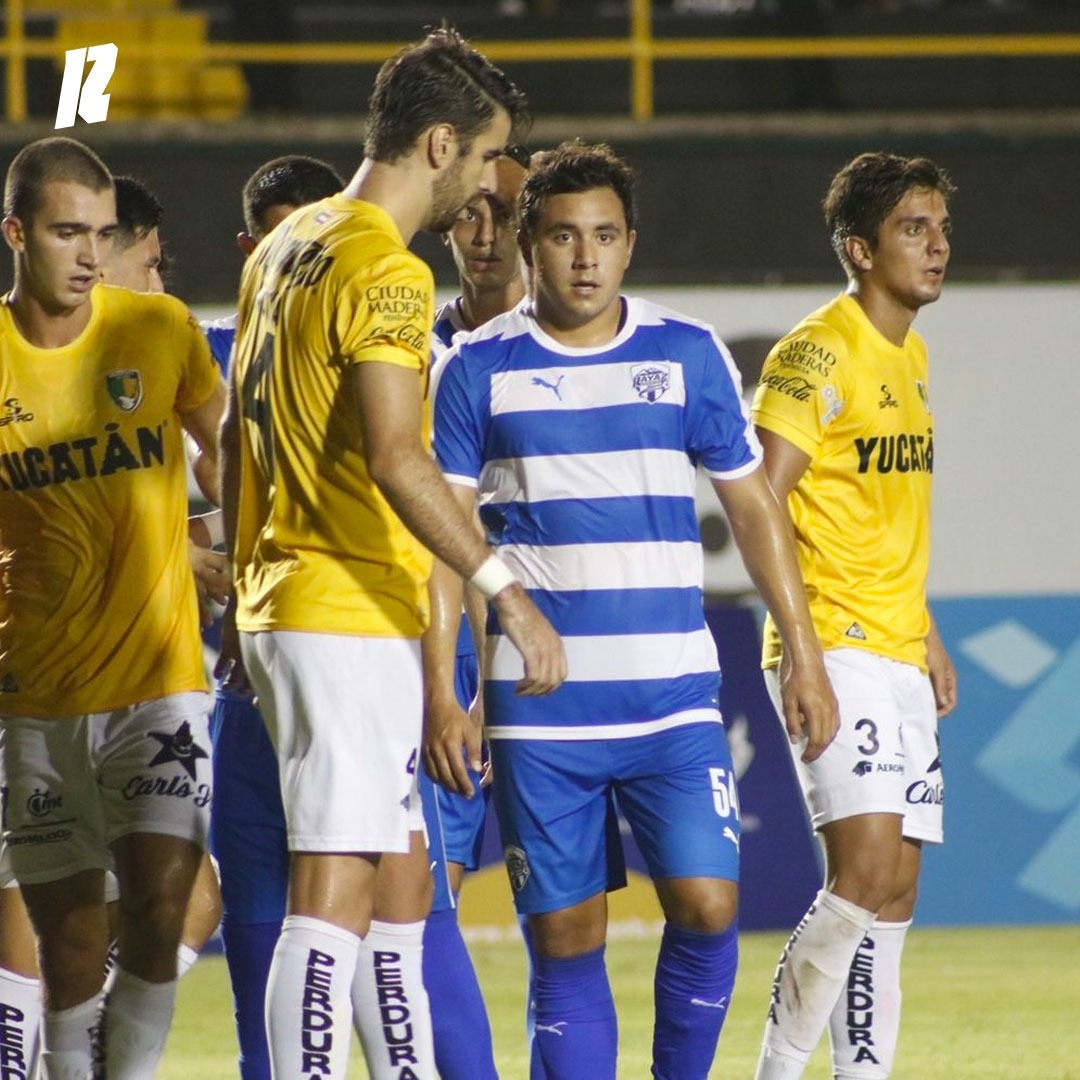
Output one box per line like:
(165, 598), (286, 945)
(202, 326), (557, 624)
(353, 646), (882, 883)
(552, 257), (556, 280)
(752, 292), (934, 671)
(0, 285), (221, 717)
(232, 195), (434, 638)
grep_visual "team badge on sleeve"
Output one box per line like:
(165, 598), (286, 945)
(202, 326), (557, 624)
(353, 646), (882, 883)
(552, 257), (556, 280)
(106, 370), (143, 412)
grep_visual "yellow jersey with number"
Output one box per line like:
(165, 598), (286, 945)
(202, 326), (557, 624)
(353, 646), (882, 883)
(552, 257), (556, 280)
(0, 285), (220, 717)
(751, 292), (934, 671)
(232, 195), (434, 638)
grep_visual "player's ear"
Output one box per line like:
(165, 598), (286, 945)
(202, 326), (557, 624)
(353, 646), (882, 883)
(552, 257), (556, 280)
(517, 228), (534, 269)
(236, 231), (256, 257)
(2, 214), (26, 254)
(426, 123), (456, 171)
(624, 228), (637, 267)
(846, 234), (873, 272)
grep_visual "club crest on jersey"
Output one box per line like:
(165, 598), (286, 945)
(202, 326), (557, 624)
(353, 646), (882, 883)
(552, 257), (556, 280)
(106, 370), (143, 412)
(916, 379), (931, 413)
(505, 844), (531, 892)
(631, 362), (671, 403)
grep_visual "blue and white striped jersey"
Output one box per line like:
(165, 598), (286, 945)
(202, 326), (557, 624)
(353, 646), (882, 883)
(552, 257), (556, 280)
(432, 297), (469, 354)
(202, 313), (237, 376)
(433, 296), (762, 741)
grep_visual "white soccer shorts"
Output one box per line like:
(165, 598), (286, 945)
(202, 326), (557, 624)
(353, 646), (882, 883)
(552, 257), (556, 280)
(765, 647), (944, 843)
(240, 629), (424, 854)
(1, 692), (213, 885)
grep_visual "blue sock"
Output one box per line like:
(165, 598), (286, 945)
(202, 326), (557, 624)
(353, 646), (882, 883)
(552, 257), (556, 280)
(422, 907), (497, 1080)
(219, 919), (281, 1080)
(652, 921), (739, 1080)
(519, 915), (549, 1080)
(532, 945), (617, 1080)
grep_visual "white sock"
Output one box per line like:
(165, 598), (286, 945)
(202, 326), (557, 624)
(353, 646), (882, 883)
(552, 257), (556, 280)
(175, 944), (199, 980)
(352, 919), (435, 1080)
(42, 993), (103, 1080)
(104, 968), (177, 1080)
(0, 966), (42, 1080)
(830, 919), (911, 1079)
(755, 890), (876, 1080)
(266, 914), (359, 1080)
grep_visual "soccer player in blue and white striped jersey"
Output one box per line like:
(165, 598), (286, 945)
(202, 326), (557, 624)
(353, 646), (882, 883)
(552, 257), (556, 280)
(428, 141), (838, 1080)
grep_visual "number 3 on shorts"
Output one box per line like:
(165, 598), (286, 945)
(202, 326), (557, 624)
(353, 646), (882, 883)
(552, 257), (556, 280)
(709, 767), (739, 819)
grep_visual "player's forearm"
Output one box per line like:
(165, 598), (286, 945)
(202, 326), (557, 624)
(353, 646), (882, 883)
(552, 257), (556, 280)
(368, 444), (491, 584)
(422, 556), (466, 708)
(464, 582), (489, 681)
(726, 484), (820, 664)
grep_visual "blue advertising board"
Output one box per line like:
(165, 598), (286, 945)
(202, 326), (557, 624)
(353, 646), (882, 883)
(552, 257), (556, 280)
(919, 595), (1080, 925)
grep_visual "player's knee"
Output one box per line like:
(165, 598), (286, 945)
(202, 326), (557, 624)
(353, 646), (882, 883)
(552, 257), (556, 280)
(659, 879), (737, 935)
(829, 864), (898, 914)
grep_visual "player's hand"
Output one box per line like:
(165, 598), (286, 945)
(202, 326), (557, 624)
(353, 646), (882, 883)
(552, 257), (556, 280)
(424, 692), (483, 798)
(188, 539), (231, 628)
(214, 598), (251, 697)
(780, 650), (840, 763)
(926, 626), (958, 717)
(490, 582), (567, 696)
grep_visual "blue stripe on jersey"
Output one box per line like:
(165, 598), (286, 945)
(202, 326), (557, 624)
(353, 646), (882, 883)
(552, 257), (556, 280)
(485, 671), (721, 730)
(487, 587), (706, 638)
(487, 402), (689, 459)
(480, 495), (700, 548)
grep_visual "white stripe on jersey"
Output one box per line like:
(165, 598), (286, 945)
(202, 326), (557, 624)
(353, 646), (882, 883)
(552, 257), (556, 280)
(488, 627), (719, 683)
(491, 359), (687, 414)
(500, 540), (704, 593)
(481, 448), (696, 505)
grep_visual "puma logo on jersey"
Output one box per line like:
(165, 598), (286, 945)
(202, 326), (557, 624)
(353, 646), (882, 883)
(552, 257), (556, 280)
(532, 374), (565, 400)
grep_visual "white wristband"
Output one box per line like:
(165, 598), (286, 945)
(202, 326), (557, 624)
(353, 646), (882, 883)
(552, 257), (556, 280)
(202, 510), (225, 549)
(469, 554), (516, 600)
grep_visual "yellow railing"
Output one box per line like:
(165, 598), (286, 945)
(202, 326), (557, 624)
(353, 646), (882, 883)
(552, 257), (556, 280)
(7, 0), (1080, 124)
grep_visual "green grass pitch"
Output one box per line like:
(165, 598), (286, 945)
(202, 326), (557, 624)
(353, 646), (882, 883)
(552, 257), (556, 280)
(161, 923), (1080, 1078)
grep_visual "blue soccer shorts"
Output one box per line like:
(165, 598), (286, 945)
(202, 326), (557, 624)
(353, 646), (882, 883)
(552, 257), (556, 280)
(208, 692), (288, 925)
(490, 721), (741, 916)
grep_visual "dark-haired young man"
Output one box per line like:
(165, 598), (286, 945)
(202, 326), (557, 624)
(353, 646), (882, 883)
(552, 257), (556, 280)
(105, 175), (165, 294)
(430, 141), (836, 1080)
(0, 135), (224, 1080)
(220, 27), (564, 1080)
(750, 151), (957, 1080)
